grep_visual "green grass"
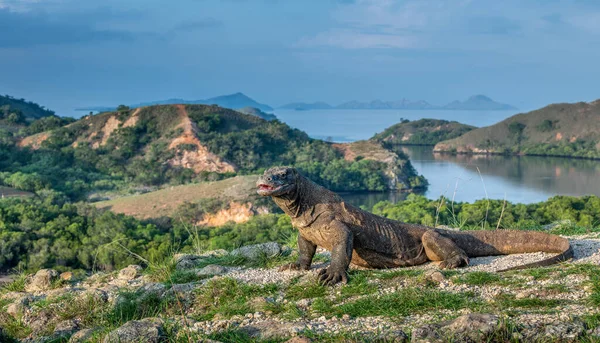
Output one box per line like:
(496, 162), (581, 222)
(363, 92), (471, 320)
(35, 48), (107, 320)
(207, 329), (284, 343)
(453, 271), (501, 286)
(589, 271), (600, 307)
(315, 287), (479, 318)
(339, 272), (378, 297)
(285, 281), (327, 301)
(1, 273), (27, 293)
(193, 278), (279, 321)
(495, 294), (562, 309)
(0, 313), (32, 340)
(544, 284), (569, 294)
(511, 267), (556, 280)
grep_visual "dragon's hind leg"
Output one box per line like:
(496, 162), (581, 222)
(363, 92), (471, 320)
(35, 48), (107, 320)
(422, 230), (470, 269)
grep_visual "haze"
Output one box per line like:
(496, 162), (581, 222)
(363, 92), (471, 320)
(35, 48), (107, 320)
(1, 0), (599, 116)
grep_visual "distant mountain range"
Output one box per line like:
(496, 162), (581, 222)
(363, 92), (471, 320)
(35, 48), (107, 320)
(77, 93), (516, 114)
(279, 95), (517, 111)
(76, 92), (274, 113)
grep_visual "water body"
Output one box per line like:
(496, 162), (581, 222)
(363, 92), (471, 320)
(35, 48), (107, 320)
(275, 109), (520, 142)
(275, 109), (600, 205)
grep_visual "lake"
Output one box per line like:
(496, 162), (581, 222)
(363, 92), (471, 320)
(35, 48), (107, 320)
(275, 109), (600, 205)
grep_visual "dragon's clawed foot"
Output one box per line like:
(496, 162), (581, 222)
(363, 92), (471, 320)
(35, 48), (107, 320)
(318, 267), (348, 286)
(439, 254), (470, 269)
(278, 262), (310, 272)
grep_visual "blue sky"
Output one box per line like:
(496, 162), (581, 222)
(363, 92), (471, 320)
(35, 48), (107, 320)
(1, 0), (600, 115)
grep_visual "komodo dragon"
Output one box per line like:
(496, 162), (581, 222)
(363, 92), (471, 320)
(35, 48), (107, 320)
(256, 166), (573, 286)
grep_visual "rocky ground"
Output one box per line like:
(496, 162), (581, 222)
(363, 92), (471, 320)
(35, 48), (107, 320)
(1, 234), (600, 343)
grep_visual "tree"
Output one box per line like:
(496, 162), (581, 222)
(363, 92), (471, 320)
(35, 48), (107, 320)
(117, 105), (130, 113)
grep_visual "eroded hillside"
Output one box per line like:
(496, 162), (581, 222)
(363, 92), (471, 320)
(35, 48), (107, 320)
(434, 99), (600, 159)
(14, 104), (426, 199)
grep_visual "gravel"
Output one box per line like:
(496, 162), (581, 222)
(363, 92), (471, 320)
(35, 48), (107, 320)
(199, 236), (600, 285)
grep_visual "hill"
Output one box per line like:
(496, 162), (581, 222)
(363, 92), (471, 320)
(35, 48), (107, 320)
(12, 104), (426, 200)
(279, 101), (333, 110)
(0, 94), (55, 120)
(76, 92), (274, 113)
(236, 106), (277, 121)
(372, 119), (476, 146)
(443, 95), (517, 111)
(203, 92), (273, 112)
(434, 99), (600, 159)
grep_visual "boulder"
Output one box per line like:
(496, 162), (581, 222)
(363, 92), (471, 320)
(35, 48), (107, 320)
(59, 271), (75, 281)
(6, 295), (34, 318)
(103, 318), (166, 343)
(138, 282), (167, 297)
(424, 270), (445, 283)
(78, 288), (109, 303)
(196, 264), (229, 276)
(174, 254), (204, 270)
(54, 319), (80, 336)
(231, 242), (281, 260)
(520, 321), (585, 343)
(199, 249), (228, 258)
(174, 250), (229, 270)
(25, 269), (59, 292)
(118, 265), (143, 280)
(412, 313), (500, 343)
(24, 309), (56, 335)
(378, 330), (408, 343)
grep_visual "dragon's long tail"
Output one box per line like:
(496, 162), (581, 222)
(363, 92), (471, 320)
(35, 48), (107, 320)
(445, 229), (573, 271)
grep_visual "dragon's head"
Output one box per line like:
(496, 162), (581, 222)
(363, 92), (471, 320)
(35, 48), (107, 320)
(256, 166), (298, 197)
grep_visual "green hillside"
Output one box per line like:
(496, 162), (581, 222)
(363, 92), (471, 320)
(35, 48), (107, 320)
(372, 118), (475, 145)
(5, 104), (425, 200)
(434, 99), (600, 159)
(0, 94), (55, 120)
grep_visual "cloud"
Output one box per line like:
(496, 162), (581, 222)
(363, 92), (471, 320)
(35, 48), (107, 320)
(295, 0), (465, 50)
(565, 12), (600, 34)
(0, 0), (60, 12)
(0, 8), (139, 47)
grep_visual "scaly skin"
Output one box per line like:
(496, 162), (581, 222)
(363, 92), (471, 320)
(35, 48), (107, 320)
(257, 167), (573, 286)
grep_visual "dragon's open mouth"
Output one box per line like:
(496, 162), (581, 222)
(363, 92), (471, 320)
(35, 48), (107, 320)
(258, 184), (277, 191)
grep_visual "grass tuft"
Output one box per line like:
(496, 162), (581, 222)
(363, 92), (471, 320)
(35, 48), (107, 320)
(316, 287), (479, 318)
(1, 273), (27, 293)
